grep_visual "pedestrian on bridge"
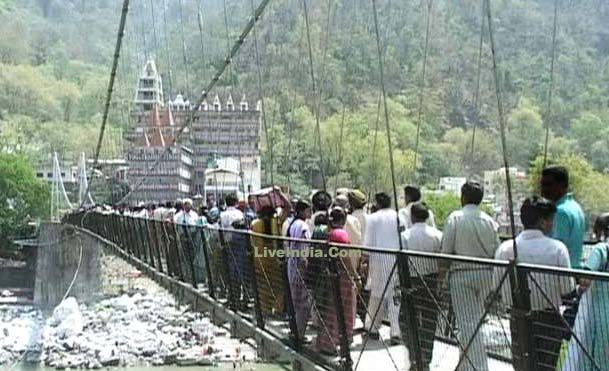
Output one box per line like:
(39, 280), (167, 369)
(287, 199), (313, 340)
(440, 181), (499, 371)
(495, 196), (573, 371)
(364, 192), (401, 343)
(401, 201), (443, 369)
(313, 207), (357, 354)
(564, 213), (609, 371)
(398, 185), (435, 230)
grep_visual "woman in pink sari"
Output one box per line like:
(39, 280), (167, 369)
(313, 207), (358, 354)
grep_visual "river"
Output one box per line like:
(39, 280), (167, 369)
(12, 365), (290, 371)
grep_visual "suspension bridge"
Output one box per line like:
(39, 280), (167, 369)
(39, 0), (608, 370)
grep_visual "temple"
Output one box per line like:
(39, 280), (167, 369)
(124, 60), (262, 204)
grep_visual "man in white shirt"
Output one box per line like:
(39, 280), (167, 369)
(440, 181), (499, 371)
(134, 202), (149, 218)
(220, 193), (245, 229)
(173, 199), (199, 225)
(495, 196), (573, 371)
(401, 202), (442, 370)
(399, 185), (435, 229)
(153, 201), (170, 221)
(172, 198), (200, 281)
(364, 192), (401, 343)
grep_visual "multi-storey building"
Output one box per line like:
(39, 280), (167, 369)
(126, 104), (193, 204)
(171, 89), (261, 195)
(124, 60), (261, 203)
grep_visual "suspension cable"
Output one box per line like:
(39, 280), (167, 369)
(162, 0), (174, 95)
(250, 0), (275, 190)
(485, 0), (518, 256)
(138, 1), (149, 60)
(542, 0), (559, 168)
(178, 0), (192, 98)
(222, 0), (235, 84)
(118, 0), (274, 204)
(80, 0), (130, 209)
(468, 0), (486, 177)
(302, 0), (328, 191)
(412, 0), (434, 181)
(226, 0), (247, 198)
(149, 0), (159, 60)
(355, 7), (411, 369)
(366, 94), (382, 208)
(367, 0), (394, 204)
(370, 0), (403, 244)
(284, 27), (306, 189)
(197, 1), (208, 84)
(333, 104), (347, 194)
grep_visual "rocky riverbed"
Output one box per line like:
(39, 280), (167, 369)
(0, 255), (257, 369)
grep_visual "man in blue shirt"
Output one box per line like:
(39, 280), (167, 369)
(540, 166), (586, 268)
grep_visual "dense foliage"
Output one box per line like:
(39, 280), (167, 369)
(0, 154), (49, 249)
(1, 0), (609, 216)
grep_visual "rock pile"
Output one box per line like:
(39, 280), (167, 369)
(0, 256), (257, 369)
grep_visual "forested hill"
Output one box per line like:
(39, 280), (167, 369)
(1, 0), (609, 209)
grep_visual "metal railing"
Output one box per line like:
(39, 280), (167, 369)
(63, 211), (609, 371)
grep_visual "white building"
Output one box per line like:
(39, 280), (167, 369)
(438, 177), (467, 194)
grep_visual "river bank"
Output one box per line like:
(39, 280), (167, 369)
(0, 254), (260, 370)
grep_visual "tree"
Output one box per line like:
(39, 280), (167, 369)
(0, 154), (50, 250)
(506, 98), (544, 168)
(571, 112), (609, 155)
(425, 192), (461, 230)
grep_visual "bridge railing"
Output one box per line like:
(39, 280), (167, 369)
(63, 211), (609, 371)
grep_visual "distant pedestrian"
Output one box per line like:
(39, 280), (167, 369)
(398, 185), (435, 229)
(308, 190), (332, 231)
(220, 193), (245, 230)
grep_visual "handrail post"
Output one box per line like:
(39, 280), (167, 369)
(135, 217), (148, 263)
(397, 251), (424, 371)
(161, 221), (176, 278)
(283, 241), (301, 350)
(183, 224), (199, 289)
(146, 219), (158, 269)
(248, 230), (264, 329)
(150, 220), (164, 273)
(329, 243), (353, 371)
(171, 223), (185, 282)
(123, 215), (133, 256)
(142, 218), (153, 266)
(130, 216), (142, 259)
(511, 264), (534, 371)
(200, 227), (215, 299)
(219, 228), (239, 311)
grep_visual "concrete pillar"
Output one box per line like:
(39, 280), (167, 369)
(34, 223), (102, 308)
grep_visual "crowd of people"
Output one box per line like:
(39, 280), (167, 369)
(97, 165), (609, 370)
